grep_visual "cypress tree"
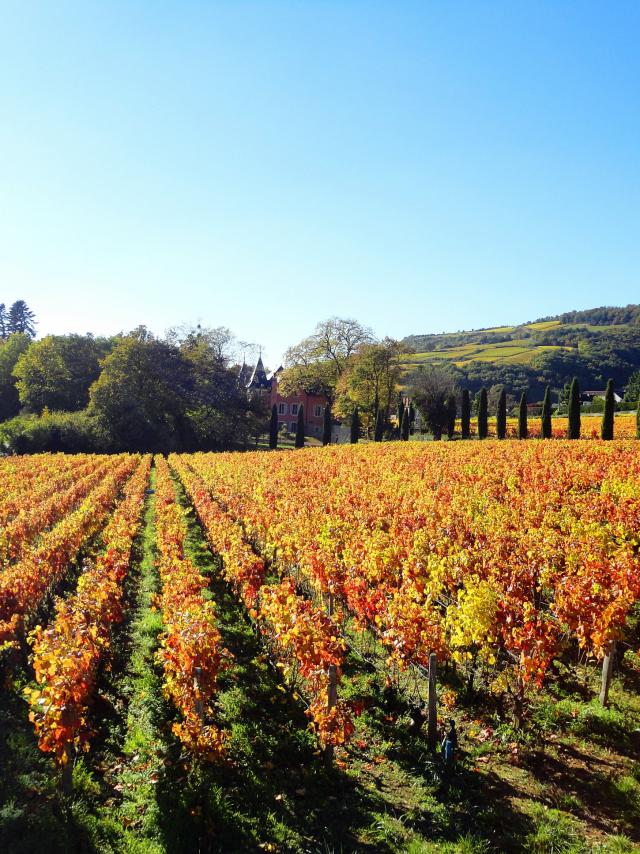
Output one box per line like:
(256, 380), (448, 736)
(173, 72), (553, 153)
(408, 403), (416, 435)
(374, 407), (384, 442)
(269, 404), (278, 449)
(401, 406), (410, 441)
(567, 377), (580, 439)
(478, 388), (488, 439)
(397, 398), (404, 434)
(496, 389), (507, 439)
(601, 379), (615, 440)
(541, 385), (552, 439)
(446, 394), (456, 439)
(322, 404), (332, 446)
(461, 389), (471, 439)
(518, 391), (528, 439)
(295, 404), (305, 448)
(637, 398), (640, 440)
(350, 406), (360, 444)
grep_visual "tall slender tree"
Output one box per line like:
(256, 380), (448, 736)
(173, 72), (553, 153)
(496, 389), (507, 439)
(478, 388), (488, 439)
(541, 385), (552, 439)
(374, 407), (384, 442)
(408, 402), (416, 435)
(0, 304), (7, 339)
(637, 398), (640, 440)
(397, 397), (404, 434)
(446, 394), (456, 439)
(401, 406), (410, 441)
(601, 379), (615, 440)
(350, 406), (360, 444)
(567, 377), (581, 439)
(295, 404), (305, 448)
(461, 389), (471, 439)
(322, 403), (332, 446)
(269, 404), (278, 449)
(7, 300), (36, 337)
(518, 391), (528, 439)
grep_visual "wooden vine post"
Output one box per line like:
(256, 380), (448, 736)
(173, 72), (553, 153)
(599, 641), (616, 707)
(427, 652), (438, 752)
(61, 744), (73, 794)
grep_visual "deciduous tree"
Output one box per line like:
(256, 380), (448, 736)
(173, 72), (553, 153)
(335, 338), (403, 433)
(0, 333), (31, 421)
(280, 317), (373, 402)
(407, 365), (457, 441)
(13, 335), (109, 414)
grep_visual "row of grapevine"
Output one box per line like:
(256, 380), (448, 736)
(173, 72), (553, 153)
(168, 454), (355, 749)
(0, 456), (117, 567)
(0, 455), (100, 527)
(25, 456), (151, 763)
(154, 456), (227, 758)
(0, 455), (139, 648)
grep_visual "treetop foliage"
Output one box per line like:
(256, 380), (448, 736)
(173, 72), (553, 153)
(0, 300), (37, 339)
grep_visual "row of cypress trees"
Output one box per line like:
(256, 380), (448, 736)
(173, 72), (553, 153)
(468, 377), (632, 441)
(267, 377), (638, 449)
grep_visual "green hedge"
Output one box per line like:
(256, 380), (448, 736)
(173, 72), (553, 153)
(0, 410), (110, 454)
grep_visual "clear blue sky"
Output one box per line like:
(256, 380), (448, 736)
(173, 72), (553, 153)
(1, 2), (638, 368)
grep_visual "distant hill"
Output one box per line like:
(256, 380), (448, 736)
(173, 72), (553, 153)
(401, 304), (640, 399)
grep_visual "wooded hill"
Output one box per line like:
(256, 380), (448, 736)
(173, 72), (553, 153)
(401, 304), (640, 399)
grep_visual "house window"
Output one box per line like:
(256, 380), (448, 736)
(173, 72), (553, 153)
(291, 404), (299, 415)
(278, 403), (287, 415)
(291, 422), (297, 433)
(314, 405), (322, 417)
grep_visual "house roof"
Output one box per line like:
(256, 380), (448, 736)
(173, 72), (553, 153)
(247, 356), (271, 390)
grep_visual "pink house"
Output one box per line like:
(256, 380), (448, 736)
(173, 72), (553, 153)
(239, 358), (330, 439)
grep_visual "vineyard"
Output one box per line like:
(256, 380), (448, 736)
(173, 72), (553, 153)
(1, 446), (639, 853)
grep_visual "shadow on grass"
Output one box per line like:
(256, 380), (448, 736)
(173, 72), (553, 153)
(145, 478), (390, 853)
(524, 745), (640, 842)
(339, 668), (536, 853)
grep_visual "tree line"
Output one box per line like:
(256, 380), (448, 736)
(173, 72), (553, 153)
(0, 324), (265, 453)
(2, 309), (640, 453)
